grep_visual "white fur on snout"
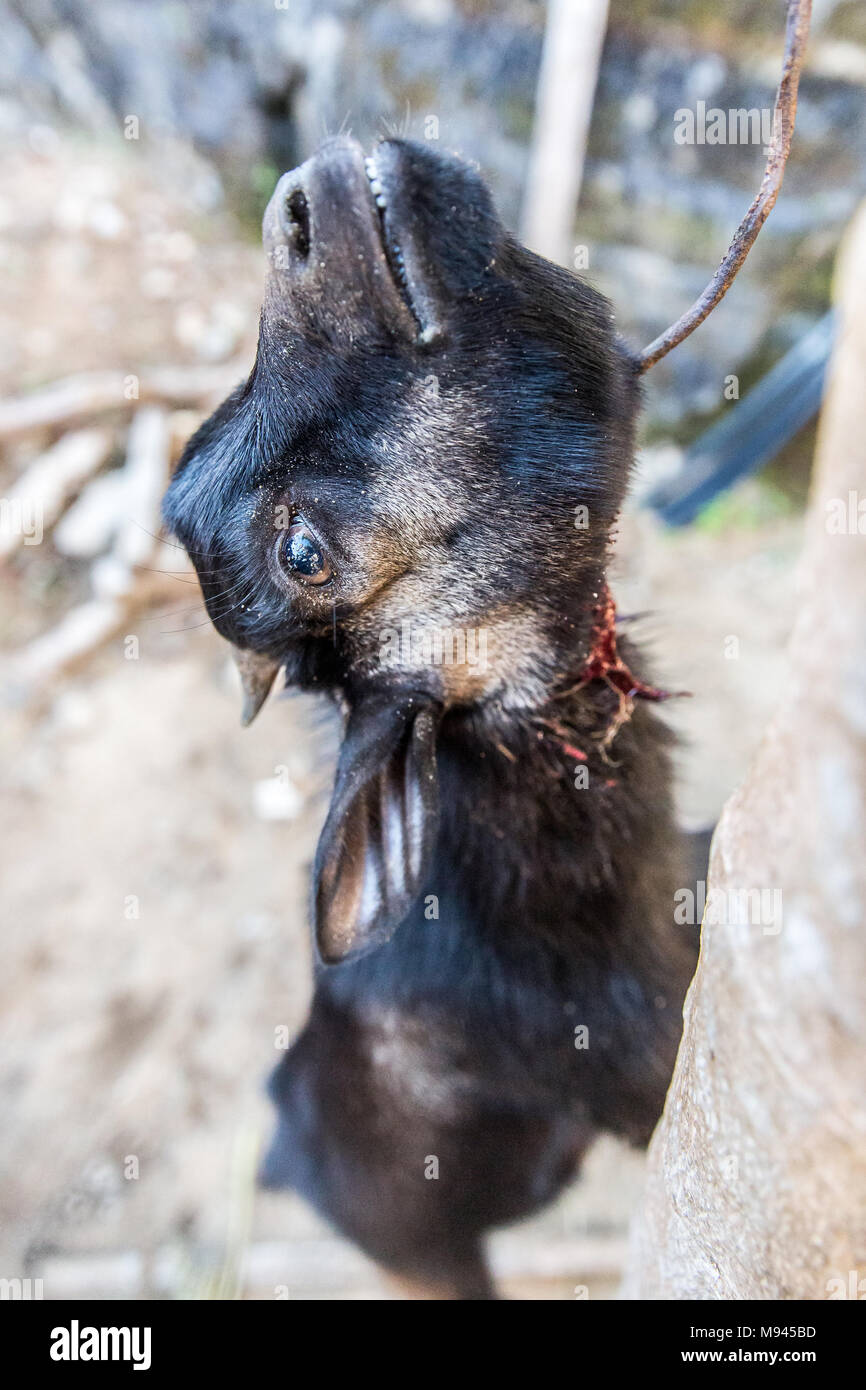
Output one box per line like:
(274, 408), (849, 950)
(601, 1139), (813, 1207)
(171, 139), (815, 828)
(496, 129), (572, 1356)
(367, 382), (488, 541)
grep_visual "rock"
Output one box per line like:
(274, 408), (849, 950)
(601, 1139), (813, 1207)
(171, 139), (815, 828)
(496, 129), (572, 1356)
(623, 203), (866, 1300)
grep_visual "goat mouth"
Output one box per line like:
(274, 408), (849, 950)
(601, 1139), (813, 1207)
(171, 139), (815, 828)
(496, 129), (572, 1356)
(364, 153), (439, 347)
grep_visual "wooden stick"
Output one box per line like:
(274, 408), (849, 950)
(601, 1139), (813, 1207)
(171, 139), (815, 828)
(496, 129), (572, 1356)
(8, 408), (174, 694)
(91, 406), (171, 600)
(635, 0), (812, 374)
(0, 363), (245, 443)
(520, 0), (610, 266)
(8, 596), (127, 689)
(0, 427), (113, 560)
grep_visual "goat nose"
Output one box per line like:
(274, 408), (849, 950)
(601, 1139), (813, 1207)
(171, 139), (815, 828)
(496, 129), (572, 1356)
(262, 164), (314, 265)
(277, 179), (311, 259)
(265, 137), (365, 263)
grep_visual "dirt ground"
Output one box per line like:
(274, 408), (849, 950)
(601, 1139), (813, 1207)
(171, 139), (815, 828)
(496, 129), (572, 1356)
(0, 136), (803, 1298)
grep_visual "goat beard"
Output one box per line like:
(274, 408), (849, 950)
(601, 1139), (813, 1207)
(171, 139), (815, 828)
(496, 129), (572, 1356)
(231, 646), (282, 727)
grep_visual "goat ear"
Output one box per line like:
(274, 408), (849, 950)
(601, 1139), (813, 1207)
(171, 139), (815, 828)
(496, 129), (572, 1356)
(313, 694), (441, 965)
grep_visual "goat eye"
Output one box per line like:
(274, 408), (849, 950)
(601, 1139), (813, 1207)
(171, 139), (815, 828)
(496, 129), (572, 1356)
(280, 515), (332, 585)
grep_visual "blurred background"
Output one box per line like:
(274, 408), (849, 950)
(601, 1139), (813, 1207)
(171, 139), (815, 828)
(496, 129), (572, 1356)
(0, 0), (863, 1298)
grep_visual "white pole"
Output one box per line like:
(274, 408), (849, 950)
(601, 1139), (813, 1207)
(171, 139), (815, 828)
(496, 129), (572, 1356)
(520, 0), (610, 267)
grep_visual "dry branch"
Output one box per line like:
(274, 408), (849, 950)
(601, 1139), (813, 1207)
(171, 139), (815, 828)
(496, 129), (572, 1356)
(8, 406), (180, 694)
(0, 363), (245, 443)
(92, 406), (171, 601)
(9, 597), (128, 690)
(0, 427), (113, 560)
(636, 0), (812, 373)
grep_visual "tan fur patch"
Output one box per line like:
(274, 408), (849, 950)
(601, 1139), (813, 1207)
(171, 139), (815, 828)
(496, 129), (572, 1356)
(351, 591), (555, 709)
(366, 379), (488, 543)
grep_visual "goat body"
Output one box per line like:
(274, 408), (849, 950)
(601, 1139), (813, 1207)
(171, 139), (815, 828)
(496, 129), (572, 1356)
(163, 137), (698, 1298)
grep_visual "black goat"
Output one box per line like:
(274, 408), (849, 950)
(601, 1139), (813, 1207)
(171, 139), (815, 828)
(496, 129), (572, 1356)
(163, 137), (699, 1299)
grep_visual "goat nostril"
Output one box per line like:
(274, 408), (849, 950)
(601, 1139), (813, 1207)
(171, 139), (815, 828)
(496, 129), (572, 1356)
(282, 188), (310, 259)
